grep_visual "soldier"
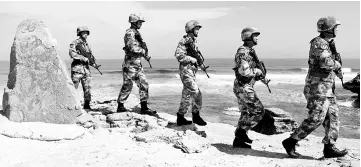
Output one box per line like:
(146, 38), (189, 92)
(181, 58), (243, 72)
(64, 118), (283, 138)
(232, 27), (270, 149)
(282, 16), (348, 158)
(173, 20), (207, 126)
(116, 13), (156, 116)
(69, 26), (93, 109)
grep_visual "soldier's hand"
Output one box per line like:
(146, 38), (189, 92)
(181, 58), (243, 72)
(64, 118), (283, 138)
(141, 49), (146, 56)
(190, 57), (197, 65)
(254, 68), (263, 77)
(82, 57), (89, 63)
(335, 70), (343, 79)
(261, 78), (271, 85)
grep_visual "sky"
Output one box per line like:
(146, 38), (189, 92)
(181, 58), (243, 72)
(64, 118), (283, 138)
(0, 1), (359, 61)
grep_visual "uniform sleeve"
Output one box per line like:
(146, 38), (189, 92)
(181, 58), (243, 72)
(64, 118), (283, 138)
(125, 30), (145, 54)
(174, 38), (196, 64)
(313, 41), (341, 71)
(235, 48), (257, 78)
(69, 40), (88, 62)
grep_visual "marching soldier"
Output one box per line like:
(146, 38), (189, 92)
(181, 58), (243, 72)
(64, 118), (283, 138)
(174, 20), (207, 126)
(282, 16), (348, 158)
(69, 26), (93, 109)
(232, 27), (270, 149)
(116, 13), (157, 116)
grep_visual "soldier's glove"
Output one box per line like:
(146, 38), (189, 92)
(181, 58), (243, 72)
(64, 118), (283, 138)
(254, 68), (264, 81)
(190, 57), (198, 65)
(145, 56), (151, 62)
(261, 78), (271, 85)
(335, 69), (343, 79)
(82, 57), (89, 63)
(141, 49), (146, 56)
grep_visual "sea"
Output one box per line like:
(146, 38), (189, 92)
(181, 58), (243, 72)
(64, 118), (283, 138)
(0, 58), (359, 139)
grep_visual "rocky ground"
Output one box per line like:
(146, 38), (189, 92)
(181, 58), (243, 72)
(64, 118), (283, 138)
(0, 89), (359, 167)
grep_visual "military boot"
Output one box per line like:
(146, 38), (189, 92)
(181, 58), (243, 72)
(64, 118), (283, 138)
(140, 101), (157, 116)
(177, 113), (192, 126)
(83, 101), (91, 110)
(323, 144), (348, 158)
(282, 137), (301, 158)
(233, 128), (252, 149)
(116, 102), (127, 113)
(192, 112), (207, 126)
(235, 128), (253, 144)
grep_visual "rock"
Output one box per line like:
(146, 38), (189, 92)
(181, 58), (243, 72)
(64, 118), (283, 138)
(93, 121), (110, 129)
(107, 112), (168, 129)
(93, 115), (106, 121)
(134, 127), (181, 144)
(252, 108), (298, 135)
(166, 122), (198, 131)
(174, 130), (211, 153)
(0, 115), (85, 141)
(76, 113), (95, 125)
(343, 73), (360, 95)
(1, 19), (81, 123)
(134, 127), (210, 153)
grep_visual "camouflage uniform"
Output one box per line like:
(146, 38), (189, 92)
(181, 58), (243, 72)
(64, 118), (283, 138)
(175, 34), (202, 115)
(69, 38), (92, 102)
(291, 36), (342, 144)
(117, 28), (150, 103)
(233, 45), (265, 132)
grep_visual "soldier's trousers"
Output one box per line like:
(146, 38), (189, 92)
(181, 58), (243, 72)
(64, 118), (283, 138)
(177, 68), (202, 115)
(233, 80), (265, 132)
(291, 96), (339, 144)
(117, 67), (149, 103)
(71, 64), (92, 102)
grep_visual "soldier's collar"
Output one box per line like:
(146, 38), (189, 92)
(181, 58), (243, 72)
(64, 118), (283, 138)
(78, 37), (87, 43)
(242, 43), (254, 49)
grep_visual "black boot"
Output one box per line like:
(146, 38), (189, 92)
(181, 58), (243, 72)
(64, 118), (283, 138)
(233, 137), (252, 149)
(282, 137), (301, 158)
(83, 101), (91, 109)
(323, 144), (348, 158)
(177, 113), (192, 126)
(192, 112), (207, 126)
(235, 128), (253, 144)
(140, 101), (157, 116)
(116, 102), (127, 113)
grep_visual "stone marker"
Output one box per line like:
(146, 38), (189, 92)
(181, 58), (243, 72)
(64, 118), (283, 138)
(2, 19), (81, 123)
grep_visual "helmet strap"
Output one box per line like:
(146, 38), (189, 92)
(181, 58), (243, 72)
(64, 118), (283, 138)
(131, 23), (139, 29)
(243, 40), (255, 48)
(320, 31), (335, 38)
(188, 31), (196, 39)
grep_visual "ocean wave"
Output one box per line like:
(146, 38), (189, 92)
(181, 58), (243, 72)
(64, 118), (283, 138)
(98, 67), (358, 75)
(268, 67), (356, 73)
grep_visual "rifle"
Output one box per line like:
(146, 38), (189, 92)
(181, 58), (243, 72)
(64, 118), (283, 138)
(135, 33), (152, 68)
(186, 38), (210, 78)
(329, 39), (344, 86)
(249, 49), (271, 93)
(76, 42), (103, 75)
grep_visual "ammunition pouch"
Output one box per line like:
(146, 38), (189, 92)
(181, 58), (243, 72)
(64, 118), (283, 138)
(233, 67), (253, 83)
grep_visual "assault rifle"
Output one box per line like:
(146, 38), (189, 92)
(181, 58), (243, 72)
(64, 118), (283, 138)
(329, 39), (344, 86)
(76, 42), (103, 75)
(135, 33), (152, 68)
(249, 49), (271, 93)
(186, 38), (210, 78)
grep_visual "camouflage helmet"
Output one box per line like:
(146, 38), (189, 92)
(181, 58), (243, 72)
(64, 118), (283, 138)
(185, 20), (202, 33)
(241, 27), (260, 41)
(317, 16), (340, 32)
(77, 26), (90, 36)
(129, 13), (145, 23)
